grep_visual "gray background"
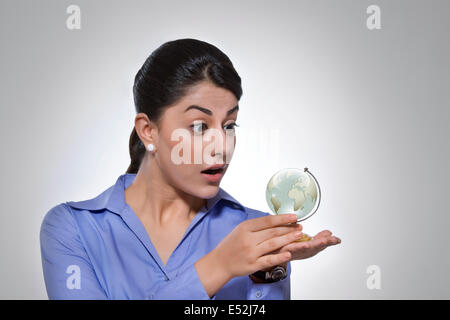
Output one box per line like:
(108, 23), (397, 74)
(1, 0), (448, 299)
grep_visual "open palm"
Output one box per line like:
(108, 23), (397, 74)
(280, 230), (341, 260)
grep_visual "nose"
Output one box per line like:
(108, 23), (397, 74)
(206, 127), (236, 165)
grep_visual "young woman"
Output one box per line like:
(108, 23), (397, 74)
(40, 38), (341, 300)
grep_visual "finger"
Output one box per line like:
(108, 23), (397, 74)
(313, 230), (332, 239)
(280, 238), (328, 254)
(254, 224), (303, 245)
(283, 235), (333, 250)
(330, 236), (341, 245)
(256, 251), (292, 271)
(256, 229), (304, 256)
(311, 236), (331, 247)
(309, 236), (339, 248)
(280, 241), (310, 252)
(246, 214), (298, 232)
(314, 234), (341, 246)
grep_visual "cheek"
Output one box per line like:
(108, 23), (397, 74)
(157, 139), (200, 181)
(223, 135), (236, 162)
(154, 137), (225, 198)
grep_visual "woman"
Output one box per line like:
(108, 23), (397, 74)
(40, 38), (341, 300)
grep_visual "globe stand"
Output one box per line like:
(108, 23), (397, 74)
(295, 233), (312, 242)
(294, 168), (321, 242)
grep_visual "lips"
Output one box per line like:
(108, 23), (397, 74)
(201, 164), (226, 175)
(201, 164), (226, 183)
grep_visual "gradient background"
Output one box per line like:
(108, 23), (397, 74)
(1, 0), (448, 299)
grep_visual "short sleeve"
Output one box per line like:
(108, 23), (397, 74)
(40, 203), (108, 299)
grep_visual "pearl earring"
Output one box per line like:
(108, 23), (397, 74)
(147, 143), (155, 152)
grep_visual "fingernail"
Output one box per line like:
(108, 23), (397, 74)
(295, 231), (303, 237)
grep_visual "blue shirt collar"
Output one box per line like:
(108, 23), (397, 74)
(66, 173), (245, 215)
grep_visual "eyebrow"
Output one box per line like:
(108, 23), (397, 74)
(184, 104), (239, 116)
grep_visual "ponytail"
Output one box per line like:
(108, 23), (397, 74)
(125, 127), (146, 174)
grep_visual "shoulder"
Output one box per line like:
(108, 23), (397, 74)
(244, 206), (272, 220)
(40, 203), (79, 244)
(217, 187), (271, 220)
(41, 203), (76, 230)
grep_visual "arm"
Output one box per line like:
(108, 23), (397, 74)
(151, 249), (230, 300)
(40, 204), (108, 299)
(42, 204), (225, 300)
(153, 214), (299, 300)
(151, 252), (290, 300)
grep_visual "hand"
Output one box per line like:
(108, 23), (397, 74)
(195, 214), (303, 297)
(211, 213), (304, 279)
(279, 229), (341, 260)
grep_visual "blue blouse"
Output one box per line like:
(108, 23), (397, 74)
(40, 173), (291, 299)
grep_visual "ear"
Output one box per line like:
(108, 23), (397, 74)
(134, 113), (159, 148)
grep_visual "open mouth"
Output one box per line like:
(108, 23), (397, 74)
(201, 168), (224, 175)
(200, 166), (226, 183)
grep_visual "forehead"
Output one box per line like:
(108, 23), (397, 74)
(169, 82), (238, 115)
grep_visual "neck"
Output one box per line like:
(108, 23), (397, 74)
(124, 154), (206, 226)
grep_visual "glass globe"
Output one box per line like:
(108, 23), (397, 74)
(265, 167), (321, 241)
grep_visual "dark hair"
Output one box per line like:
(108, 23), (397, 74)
(125, 38), (243, 174)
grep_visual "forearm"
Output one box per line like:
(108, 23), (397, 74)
(194, 249), (232, 298)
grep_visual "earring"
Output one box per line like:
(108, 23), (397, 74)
(147, 143), (155, 152)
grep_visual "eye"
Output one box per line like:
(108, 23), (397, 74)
(224, 122), (239, 131)
(190, 122), (208, 134)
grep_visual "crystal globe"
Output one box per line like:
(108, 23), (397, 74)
(265, 167), (321, 222)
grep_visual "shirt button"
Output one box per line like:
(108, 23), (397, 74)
(255, 290), (262, 298)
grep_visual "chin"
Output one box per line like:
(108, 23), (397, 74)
(197, 184), (221, 199)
